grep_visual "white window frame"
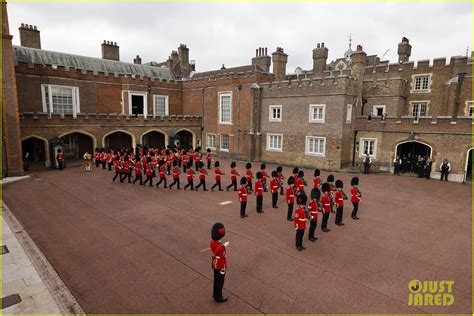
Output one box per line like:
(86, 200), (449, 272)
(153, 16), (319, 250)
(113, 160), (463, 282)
(372, 105), (386, 117)
(266, 133), (283, 152)
(411, 73), (432, 93)
(359, 138), (377, 159)
(41, 84), (80, 117)
(207, 133), (217, 150)
(346, 104), (353, 124)
(269, 105), (282, 122)
(153, 94), (169, 117)
(128, 91), (148, 118)
(220, 134), (230, 152)
(410, 101), (429, 122)
(465, 101), (473, 117)
(309, 104), (325, 123)
(305, 136), (326, 157)
(218, 92), (232, 125)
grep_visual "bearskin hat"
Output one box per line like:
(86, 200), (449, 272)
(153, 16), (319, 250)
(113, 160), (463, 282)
(321, 182), (330, 193)
(173, 160), (177, 167)
(327, 175), (334, 182)
(314, 169), (320, 177)
(261, 163), (266, 170)
(215, 161), (220, 168)
(159, 159), (165, 166)
(256, 171), (263, 179)
(207, 148), (211, 153)
(211, 223), (225, 241)
(240, 177), (247, 185)
(351, 177), (359, 186)
(231, 161), (236, 168)
(298, 170), (304, 178)
(276, 165), (283, 173)
(335, 180), (343, 189)
(288, 176), (295, 185)
(293, 167), (299, 175)
(271, 170), (278, 178)
(297, 192), (307, 205)
(310, 188), (321, 201)
(246, 162), (252, 169)
(199, 161), (205, 169)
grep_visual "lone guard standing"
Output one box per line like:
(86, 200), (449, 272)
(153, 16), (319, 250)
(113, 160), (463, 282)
(210, 223), (229, 303)
(440, 159), (451, 181)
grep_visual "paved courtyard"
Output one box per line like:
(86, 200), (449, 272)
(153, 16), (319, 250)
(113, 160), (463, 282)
(2, 161), (472, 314)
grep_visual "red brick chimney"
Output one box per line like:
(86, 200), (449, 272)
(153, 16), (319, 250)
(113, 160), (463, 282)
(19, 23), (41, 49)
(101, 40), (120, 61)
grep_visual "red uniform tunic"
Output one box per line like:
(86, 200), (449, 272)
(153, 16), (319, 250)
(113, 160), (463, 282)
(56, 153), (65, 162)
(134, 162), (142, 175)
(351, 187), (361, 203)
(313, 177), (320, 189)
(246, 170), (253, 182)
(172, 166), (180, 179)
(145, 164), (152, 177)
(210, 240), (227, 270)
(321, 195), (331, 213)
(199, 168), (207, 180)
(182, 156), (188, 166)
(99, 152), (105, 162)
(121, 161), (130, 174)
(159, 166), (166, 178)
(230, 168), (239, 181)
(335, 191), (344, 207)
(296, 178), (305, 191)
(261, 170), (269, 183)
(270, 179), (279, 193)
(293, 207), (307, 230)
(187, 169), (194, 181)
(307, 200), (319, 221)
(114, 160), (121, 172)
(255, 181), (264, 196)
(238, 186), (248, 202)
(206, 153), (212, 162)
(194, 152), (202, 163)
(214, 167), (223, 181)
(94, 152), (99, 161)
(286, 186), (295, 204)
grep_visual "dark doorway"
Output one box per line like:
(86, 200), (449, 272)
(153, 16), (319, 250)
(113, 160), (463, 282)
(466, 149), (472, 183)
(105, 132), (133, 150)
(176, 130), (193, 149)
(60, 133), (94, 160)
(396, 141), (431, 174)
(22, 137), (46, 162)
(142, 131), (165, 148)
(131, 95), (144, 116)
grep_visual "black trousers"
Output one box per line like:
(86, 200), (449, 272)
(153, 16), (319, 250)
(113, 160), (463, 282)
(58, 161), (64, 170)
(133, 174), (143, 185)
(295, 229), (304, 249)
(271, 192), (278, 207)
(169, 178), (180, 189)
(195, 179), (207, 191)
(308, 220), (317, 239)
(120, 172), (131, 183)
(247, 180), (253, 192)
(96, 160), (99, 167)
(143, 175), (153, 186)
(226, 179), (237, 191)
(102, 161), (106, 169)
(195, 161), (200, 170)
(184, 179), (194, 190)
(178, 160), (182, 168)
(287, 203), (294, 220)
(166, 165), (171, 175)
(207, 160), (211, 169)
(212, 180), (222, 191)
(351, 202), (359, 218)
(394, 165), (400, 175)
(364, 165), (370, 174)
(240, 201), (247, 217)
(256, 195), (263, 213)
(441, 171), (449, 181)
(213, 269), (226, 301)
(335, 206), (343, 224)
(183, 164), (187, 172)
(321, 212), (329, 230)
(108, 162), (113, 171)
(280, 185), (284, 195)
(112, 172), (120, 182)
(156, 177), (167, 188)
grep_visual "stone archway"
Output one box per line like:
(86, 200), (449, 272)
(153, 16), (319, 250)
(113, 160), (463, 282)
(141, 130), (168, 148)
(103, 130), (134, 150)
(21, 136), (49, 169)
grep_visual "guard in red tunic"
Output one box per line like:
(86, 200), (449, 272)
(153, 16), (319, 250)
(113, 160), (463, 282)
(155, 160), (168, 188)
(106, 151), (113, 171)
(320, 183), (331, 232)
(270, 171), (279, 208)
(194, 148), (202, 171)
(56, 149), (65, 170)
(296, 170), (307, 196)
(277, 166), (285, 195)
(195, 161), (208, 191)
(351, 177), (361, 220)
(313, 169), (322, 190)
(206, 148), (213, 169)
(100, 150), (106, 169)
(260, 164), (269, 192)
(165, 149), (172, 175)
(307, 194), (319, 242)
(210, 223), (229, 303)
(255, 172), (264, 213)
(169, 161), (181, 190)
(334, 180), (348, 226)
(211, 161), (225, 191)
(286, 176), (295, 221)
(143, 161), (154, 187)
(184, 168), (195, 191)
(94, 148), (100, 168)
(120, 157), (131, 183)
(238, 177), (248, 218)
(132, 160), (143, 185)
(245, 163), (254, 193)
(112, 158), (121, 182)
(226, 161), (240, 192)
(294, 193), (308, 251)
(182, 150), (189, 173)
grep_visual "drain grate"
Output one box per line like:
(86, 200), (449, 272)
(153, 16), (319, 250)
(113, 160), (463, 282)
(2, 294), (22, 309)
(1, 245), (9, 255)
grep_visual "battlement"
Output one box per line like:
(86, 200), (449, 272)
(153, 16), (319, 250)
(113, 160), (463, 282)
(355, 116), (471, 133)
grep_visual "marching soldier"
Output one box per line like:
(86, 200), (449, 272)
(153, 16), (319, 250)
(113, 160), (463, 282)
(260, 164), (269, 192)
(194, 147), (202, 170)
(255, 172), (264, 213)
(351, 177), (361, 220)
(245, 163), (254, 193)
(206, 148), (213, 169)
(132, 159), (143, 185)
(112, 158), (121, 182)
(277, 166), (285, 195)
(238, 177), (248, 218)
(294, 193), (308, 251)
(169, 161), (181, 190)
(156, 160), (168, 188)
(94, 148), (100, 168)
(320, 183), (331, 232)
(226, 161), (240, 192)
(307, 193), (319, 242)
(210, 223), (229, 303)
(184, 167), (195, 191)
(327, 175), (336, 213)
(120, 157), (131, 183)
(313, 169), (322, 190)
(143, 161), (154, 187)
(195, 161), (208, 191)
(270, 171), (279, 209)
(100, 149), (106, 169)
(334, 180), (347, 226)
(211, 161), (225, 191)
(286, 176), (295, 221)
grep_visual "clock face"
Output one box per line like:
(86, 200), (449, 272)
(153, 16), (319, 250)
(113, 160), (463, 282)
(336, 61), (347, 70)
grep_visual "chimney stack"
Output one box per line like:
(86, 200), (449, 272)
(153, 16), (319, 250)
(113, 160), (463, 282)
(251, 47), (271, 72)
(133, 55), (142, 65)
(312, 42), (328, 77)
(178, 43), (190, 77)
(397, 37), (412, 63)
(101, 40), (120, 61)
(19, 23), (41, 49)
(272, 47), (288, 81)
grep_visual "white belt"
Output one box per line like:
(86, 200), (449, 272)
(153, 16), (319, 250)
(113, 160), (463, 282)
(298, 218), (306, 221)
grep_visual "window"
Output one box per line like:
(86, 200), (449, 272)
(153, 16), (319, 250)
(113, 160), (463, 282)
(412, 102), (428, 121)
(220, 134), (229, 151)
(269, 105), (282, 122)
(360, 138), (377, 158)
(306, 136), (325, 156)
(412, 74), (431, 92)
(219, 92), (232, 124)
(153, 95), (169, 117)
(62, 134), (76, 155)
(466, 101), (473, 117)
(309, 104), (325, 123)
(41, 85), (80, 117)
(373, 105), (385, 117)
(267, 134), (283, 151)
(346, 104), (353, 123)
(127, 91), (148, 118)
(207, 134), (216, 150)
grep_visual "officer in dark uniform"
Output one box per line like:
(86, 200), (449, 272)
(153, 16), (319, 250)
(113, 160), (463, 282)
(210, 223), (229, 303)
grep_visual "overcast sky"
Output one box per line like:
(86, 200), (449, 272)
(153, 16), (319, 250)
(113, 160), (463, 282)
(8, 2), (472, 73)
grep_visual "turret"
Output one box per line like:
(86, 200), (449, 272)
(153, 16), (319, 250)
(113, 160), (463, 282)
(397, 37), (412, 63)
